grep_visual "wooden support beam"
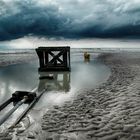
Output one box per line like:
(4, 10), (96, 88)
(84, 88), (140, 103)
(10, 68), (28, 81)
(36, 46), (70, 71)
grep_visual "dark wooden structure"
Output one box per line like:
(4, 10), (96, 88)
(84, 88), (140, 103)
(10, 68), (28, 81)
(36, 46), (70, 72)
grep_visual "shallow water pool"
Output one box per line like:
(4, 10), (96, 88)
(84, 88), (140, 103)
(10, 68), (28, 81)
(0, 52), (110, 129)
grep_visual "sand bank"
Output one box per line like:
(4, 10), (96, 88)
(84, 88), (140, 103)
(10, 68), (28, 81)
(1, 52), (140, 140)
(0, 52), (37, 67)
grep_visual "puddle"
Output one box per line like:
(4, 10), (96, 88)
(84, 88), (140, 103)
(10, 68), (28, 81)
(0, 52), (110, 130)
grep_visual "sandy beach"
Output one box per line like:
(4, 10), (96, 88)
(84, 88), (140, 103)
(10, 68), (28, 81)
(0, 51), (140, 140)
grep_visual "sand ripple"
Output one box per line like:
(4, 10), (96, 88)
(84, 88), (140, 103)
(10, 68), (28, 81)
(40, 53), (140, 140)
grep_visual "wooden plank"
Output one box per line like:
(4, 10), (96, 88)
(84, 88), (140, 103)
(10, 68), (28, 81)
(48, 51), (64, 65)
(48, 51), (63, 64)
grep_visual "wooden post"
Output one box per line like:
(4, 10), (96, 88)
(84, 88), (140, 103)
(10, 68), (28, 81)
(36, 50), (45, 68)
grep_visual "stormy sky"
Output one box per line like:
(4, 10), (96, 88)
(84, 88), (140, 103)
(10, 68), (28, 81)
(0, 0), (140, 41)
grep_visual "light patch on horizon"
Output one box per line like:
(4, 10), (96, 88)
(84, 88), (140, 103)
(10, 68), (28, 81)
(1, 36), (140, 49)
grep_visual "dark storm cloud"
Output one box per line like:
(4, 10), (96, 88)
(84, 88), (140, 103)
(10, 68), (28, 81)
(0, 0), (71, 40)
(0, 0), (140, 41)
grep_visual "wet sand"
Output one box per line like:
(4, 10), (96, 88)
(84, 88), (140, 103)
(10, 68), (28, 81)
(1, 52), (140, 140)
(0, 52), (36, 67)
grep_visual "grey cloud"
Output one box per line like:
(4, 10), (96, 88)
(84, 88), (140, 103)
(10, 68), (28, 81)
(0, 0), (140, 41)
(0, 0), (69, 40)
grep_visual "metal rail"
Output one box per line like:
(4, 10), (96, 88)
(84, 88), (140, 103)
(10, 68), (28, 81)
(10, 89), (47, 128)
(0, 98), (13, 112)
(0, 87), (47, 128)
(0, 98), (27, 126)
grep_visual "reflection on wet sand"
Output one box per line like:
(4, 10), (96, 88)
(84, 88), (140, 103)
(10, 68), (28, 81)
(38, 72), (70, 92)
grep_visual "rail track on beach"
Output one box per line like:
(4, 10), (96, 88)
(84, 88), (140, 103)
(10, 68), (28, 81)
(0, 88), (47, 129)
